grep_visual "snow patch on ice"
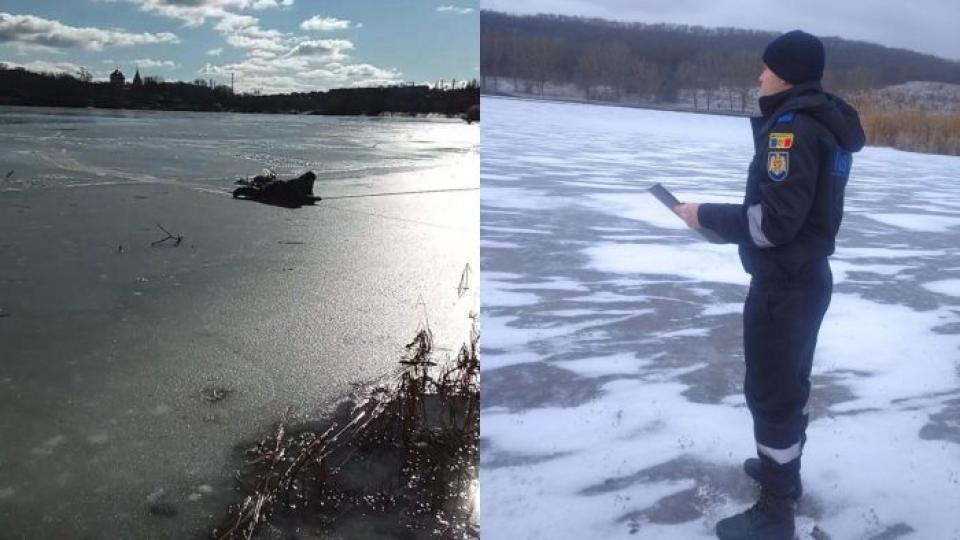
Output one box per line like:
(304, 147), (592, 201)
(482, 186), (573, 210)
(585, 242), (747, 286)
(657, 328), (711, 338)
(554, 352), (654, 378)
(834, 247), (947, 259)
(830, 260), (912, 284)
(922, 279), (960, 298)
(484, 351), (543, 371)
(816, 294), (960, 410)
(866, 213), (960, 232)
(701, 302), (742, 316)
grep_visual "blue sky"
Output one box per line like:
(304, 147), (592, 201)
(0, 1), (479, 93)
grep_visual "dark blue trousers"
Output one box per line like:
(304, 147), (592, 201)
(743, 261), (833, 495)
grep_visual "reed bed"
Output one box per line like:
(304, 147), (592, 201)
(213, 322), (480, 540)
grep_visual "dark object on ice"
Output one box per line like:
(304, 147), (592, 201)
(715, 488), (795, 540)
(148, 501), (178, 517)
(744, 458), (802, 500)
(463, 104), (479, 124)
(151, 223), (183, 247)
(4, 170), (12, 180)
(457, 262), (472, 298)
(648, 183), (723, 244)
(117, 244), (123, 254)
(232, 171), (321, 208)
(146, 489), (178, 517)
(200, 386), (232, 403)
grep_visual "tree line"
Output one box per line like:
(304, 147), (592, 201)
(481, 11), (960, 110)
(0, 65), (480, 117)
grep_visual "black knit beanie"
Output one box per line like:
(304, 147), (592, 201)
(762, 30), (825, 84)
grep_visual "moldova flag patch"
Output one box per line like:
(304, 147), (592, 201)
(768, 132), (794, 149)
(767, 151), (789, 181)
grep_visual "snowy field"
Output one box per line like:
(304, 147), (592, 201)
(480, 96), (960, 539)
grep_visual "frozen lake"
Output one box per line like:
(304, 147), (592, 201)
(480, 96), (960, 539)
(0, 106), (478, 537)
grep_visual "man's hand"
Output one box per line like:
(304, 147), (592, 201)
(674, 203), (701, 229)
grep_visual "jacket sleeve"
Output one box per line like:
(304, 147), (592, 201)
(698, 127), (820, 248)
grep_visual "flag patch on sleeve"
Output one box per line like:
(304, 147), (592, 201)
(768, 132), (794, 149)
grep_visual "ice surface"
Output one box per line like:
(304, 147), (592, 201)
(481, 96), (960, 539)
(0, 106), (480, 538)
(585, 243), (748, 285)
(866, 213), (960, 232)
(586, 192), (742, 231)
(923, 279), (960, 298)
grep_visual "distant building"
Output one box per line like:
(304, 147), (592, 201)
(110, 68), (125, 87)
(132, 68), (142, 88)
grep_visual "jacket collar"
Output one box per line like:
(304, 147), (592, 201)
(758, 81), (823, 118)
(751, 81), (823, 141)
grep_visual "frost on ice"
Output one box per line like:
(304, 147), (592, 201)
(480, 97), (960, 539)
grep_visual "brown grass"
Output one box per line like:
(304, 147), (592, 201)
(850, 95), (960, 156)
(213, 321), (480, 539)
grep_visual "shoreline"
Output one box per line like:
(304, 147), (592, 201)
(481, 89), (753, 119)
(0, 102), (474, 120)
(481, 91), (960, 157)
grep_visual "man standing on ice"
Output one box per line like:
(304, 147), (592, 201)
(674, 30), (865, 540)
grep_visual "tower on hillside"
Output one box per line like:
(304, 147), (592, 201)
(110, 68), (125, 87)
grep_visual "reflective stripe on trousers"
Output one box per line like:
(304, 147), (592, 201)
(743, 263), (832, 490)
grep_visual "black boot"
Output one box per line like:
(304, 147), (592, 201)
(715, 488), (795, 540)
(743, 458), (803, 500)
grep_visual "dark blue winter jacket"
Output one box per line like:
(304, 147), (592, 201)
(698, 82), (865, 282)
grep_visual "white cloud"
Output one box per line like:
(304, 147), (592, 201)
(0, 12), (179, 50)
(133, 58), (180, 69)
(212, 12), (259, 33)
(226, 33), (287, 52)
(251, 0), (282, 9)
(124, 0), (289, 27)
(300, 15), (351, 31)
(285, 38), (353, 60)
(207, 47), (223, 56)
(199, 54), (402, 94)
(436, 5), (474, 15)
(106, 0), (399, 93)
(123, 2), (291, 53)
(249, 48), (277, 58)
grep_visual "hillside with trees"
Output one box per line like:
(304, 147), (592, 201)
(481, 11), (960, 154)
(481, 11), (960, 109)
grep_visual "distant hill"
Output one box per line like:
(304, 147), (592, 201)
(481, 11), (960, 112)
(866, 81), (960, 113)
